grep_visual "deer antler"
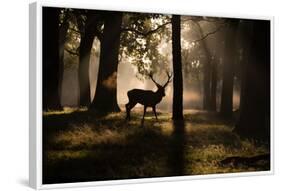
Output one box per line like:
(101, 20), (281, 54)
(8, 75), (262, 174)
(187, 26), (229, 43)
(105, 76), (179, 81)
(148, 72), (161, 88)
(163, 71), (173, 88)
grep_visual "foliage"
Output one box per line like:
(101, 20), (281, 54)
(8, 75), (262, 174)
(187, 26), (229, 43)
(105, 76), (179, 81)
(61, 9), (81, 69)
(60, 11), (228, 83)
(120, 13), (171, 80)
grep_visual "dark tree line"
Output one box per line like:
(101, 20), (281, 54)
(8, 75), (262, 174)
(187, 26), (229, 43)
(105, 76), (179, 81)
(234, 20), (270, 140)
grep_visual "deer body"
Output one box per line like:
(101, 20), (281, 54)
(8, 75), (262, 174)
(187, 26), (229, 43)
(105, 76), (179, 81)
(125, 72), (172, 124)
(127, 89), (164, 106)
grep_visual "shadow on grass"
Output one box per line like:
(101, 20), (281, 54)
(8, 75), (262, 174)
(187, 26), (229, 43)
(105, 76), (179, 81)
(43, 126), (174, 184)
(43, 110), (191, 184)
(167, 120), (187, 176)
(184, 111), (235, 126)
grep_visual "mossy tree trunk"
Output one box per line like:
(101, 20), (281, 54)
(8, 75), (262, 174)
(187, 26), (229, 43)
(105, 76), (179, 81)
(79, 11), (99, 107)
(90, 12), (122, 112)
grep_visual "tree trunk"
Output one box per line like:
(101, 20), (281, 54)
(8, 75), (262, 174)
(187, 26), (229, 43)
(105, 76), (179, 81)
(172, 15), (183, 120)
(193, 21), (212, 110)
(58, 10), (69, 105)
(220, 20), (239, 118)
(202, 49), (212, 110)
(237, 21), (254, 116)
(234, 20), (270, 140)
(90, 12), (122, 112)
(43, 7), (61, 110)
(210, 59), (217, 111)
(79, 12), (99, 107)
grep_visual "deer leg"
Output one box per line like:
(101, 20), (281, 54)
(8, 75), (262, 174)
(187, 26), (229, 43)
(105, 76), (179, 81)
(125, 103), (130, 120)
(141, 106), (147, 125)
(152, 106), (158, 120)
(126, 102), (137, 120)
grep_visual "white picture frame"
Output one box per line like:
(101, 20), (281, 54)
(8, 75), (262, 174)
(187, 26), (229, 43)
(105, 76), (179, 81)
(29, 1), (274, 189)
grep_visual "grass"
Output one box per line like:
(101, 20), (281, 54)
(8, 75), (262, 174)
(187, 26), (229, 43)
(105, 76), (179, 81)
(43, 108), (270, 184)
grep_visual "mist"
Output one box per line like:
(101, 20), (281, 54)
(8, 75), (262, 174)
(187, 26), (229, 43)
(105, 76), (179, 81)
(60, 17), (241, 111)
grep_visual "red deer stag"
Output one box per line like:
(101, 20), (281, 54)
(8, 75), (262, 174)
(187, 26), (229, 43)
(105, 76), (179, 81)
(125, 72), (172, 123)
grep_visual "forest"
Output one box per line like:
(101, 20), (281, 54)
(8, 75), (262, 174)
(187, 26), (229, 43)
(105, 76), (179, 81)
(42, 7), (271, 184)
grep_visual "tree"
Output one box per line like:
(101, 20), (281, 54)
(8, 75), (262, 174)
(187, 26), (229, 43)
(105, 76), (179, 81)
(236, 21), (253, 116)
(209, 30), (225, 112)
(90, 12), (123, 112)
(191, 19), (226, 111)
(234, 20), (270, 140)
(58, 9), (70, 104)
(210, 57), (218, 111)
(172, 15), (183, 120)
(193, 21), (212, 110)
(43, 7), (61, 110)
(78, 11), (100, 107)
(120, 14), (171, 79)
(220, 19), (239, 118)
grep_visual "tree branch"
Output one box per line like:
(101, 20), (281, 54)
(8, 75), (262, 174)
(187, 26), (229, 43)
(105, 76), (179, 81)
(122, 21), (171, 37)
(69, 25), (103, 42)
(192, 22), (227, 43)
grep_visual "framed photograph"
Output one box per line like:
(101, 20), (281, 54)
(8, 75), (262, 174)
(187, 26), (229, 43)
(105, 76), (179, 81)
(29, 1), (274, 189)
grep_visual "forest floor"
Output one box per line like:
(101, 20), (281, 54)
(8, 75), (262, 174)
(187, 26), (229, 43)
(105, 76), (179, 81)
(43, 108), (270, 184)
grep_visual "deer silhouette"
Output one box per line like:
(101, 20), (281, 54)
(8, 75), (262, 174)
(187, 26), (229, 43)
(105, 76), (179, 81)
(125, 71), (172, 124)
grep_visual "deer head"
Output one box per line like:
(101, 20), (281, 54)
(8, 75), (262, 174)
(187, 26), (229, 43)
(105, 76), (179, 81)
(148, 71), (173, 97)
